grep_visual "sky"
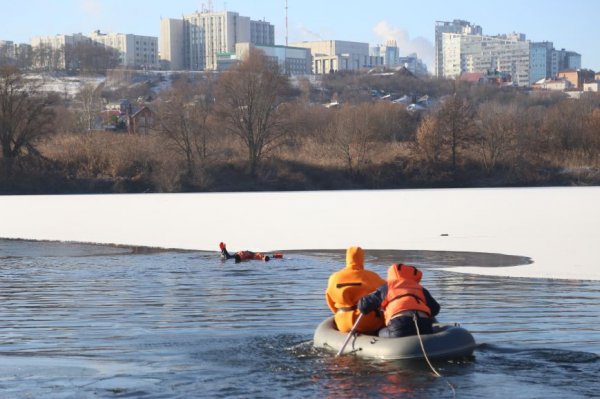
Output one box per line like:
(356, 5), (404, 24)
(1, 0), (599, 71)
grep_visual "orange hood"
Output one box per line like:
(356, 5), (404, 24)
(387, 263), (422, 283)
(345, 246), (365, 270)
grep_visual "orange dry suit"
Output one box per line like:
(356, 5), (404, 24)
(381, 264), (432, 324)
(236, 251), (267, 261)
(325, 247), (386, 334)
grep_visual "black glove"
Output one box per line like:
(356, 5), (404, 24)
(358, 297), (370, 314)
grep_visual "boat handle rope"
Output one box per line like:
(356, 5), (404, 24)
(413, 313), (456, 398)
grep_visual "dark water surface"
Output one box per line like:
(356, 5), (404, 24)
(0, 239), (598, 398)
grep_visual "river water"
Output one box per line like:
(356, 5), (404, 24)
(0, 239), (598, 398)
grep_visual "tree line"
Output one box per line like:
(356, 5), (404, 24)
(1, 49), (600, 194)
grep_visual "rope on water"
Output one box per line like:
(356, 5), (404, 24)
(413, 313), (456, 398)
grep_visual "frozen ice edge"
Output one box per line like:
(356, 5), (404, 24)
(1, 187), (598, 281)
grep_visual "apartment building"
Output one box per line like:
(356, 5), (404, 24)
(442, 32), (531, 86)
(90, 31), (158, 69)
(0, 40), (15, 61)
(31, 32), (158, 70)
(434, 20), (482, 77)
(291, 40), (382, 74)
(437, 19), (584, 87)
(160, 10), (274, 71)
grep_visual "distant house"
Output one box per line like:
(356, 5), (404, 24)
(106, 99), (133, 114)
(532, 78), (572, 91)
(127, 106), (155, 134)
(583, 82), (600, 92)
(557, 69), (596, 90)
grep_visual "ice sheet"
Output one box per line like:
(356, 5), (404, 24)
(1, 187), (598, 280)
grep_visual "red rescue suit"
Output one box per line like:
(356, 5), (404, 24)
(236, 251), (267, 261)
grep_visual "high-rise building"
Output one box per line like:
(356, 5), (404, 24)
(442, 32), (531, 86)
(437, 20), (582, 87)
(434, 20), (482, 77)
(529, 41), (557, 84)
(160, 10), (274, 71)
(160, 19), (185, 70)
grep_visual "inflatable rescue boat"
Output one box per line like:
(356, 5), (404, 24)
(313, 316), (476, 360)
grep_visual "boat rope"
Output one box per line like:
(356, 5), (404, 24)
(413, 313), (456, 398)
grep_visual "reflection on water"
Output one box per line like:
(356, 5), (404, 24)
(0, 239), (598, 398)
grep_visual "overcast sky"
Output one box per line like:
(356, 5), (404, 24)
(1, 0), (598, 71)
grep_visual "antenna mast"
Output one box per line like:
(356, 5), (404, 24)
(285, 0), (289, 46)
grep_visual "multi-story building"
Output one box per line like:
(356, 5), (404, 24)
(0, 40), (15, 62)
(89, 31), (158, 69)
(530, 42), (554, 85)
(370, 40), (399, 67)
(160, 18), (185, 70)
(398, 55), (429, 76)
(290, 40), (382, 74)
(31, 33), (90, 69)
(160, 10), (274, 71)
(438, 20), (584, 87)
(555, 49), (582, 71)
(223, 43), (311, 75)
(434, 20), (482, 77)
(442, 32), (531, 86)
(31, 31), (158, 70)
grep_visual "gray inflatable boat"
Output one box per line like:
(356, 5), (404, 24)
(313, 316), (476, 360)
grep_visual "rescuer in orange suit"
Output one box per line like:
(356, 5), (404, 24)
(326, 246), (386, 334)
(219, 242), (283, 263)
(358, 263), (440, 338)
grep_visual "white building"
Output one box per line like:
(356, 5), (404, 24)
(435, 20), (482, 77)
(160, 18), (185, 70)
(89, 31), (158, 69)
(31, 31), (158, 70)
(31, 33), (90, 69)
(291, 40), (382, 74)
(442, 32), (531, 86)
(160, 10), (274, 71)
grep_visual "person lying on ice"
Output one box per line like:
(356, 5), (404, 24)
(358, 263), (440, 338)
(219, 242), (283, 263)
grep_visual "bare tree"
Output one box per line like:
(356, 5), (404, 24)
(415, 113), (444, 167)
(475, 102), (519, 174)
(216, 49), (290, 176)
(71, 43), (120, 75)
(0, 66), (56, 158)
(156, 77), (216, 183)
(75, 82), (104, 131)
(436, 94), (475, 173)
(326, 104), (375, 177)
